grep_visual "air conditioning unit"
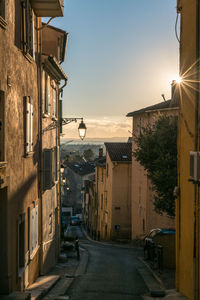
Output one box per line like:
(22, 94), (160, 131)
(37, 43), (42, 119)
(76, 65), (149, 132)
(190, 151), (200, 181)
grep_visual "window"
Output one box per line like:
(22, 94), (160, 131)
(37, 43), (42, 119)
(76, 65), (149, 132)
(15, 0), (35, 58)
(43, 148), (57, 191)
(115, 207), (120, 210)
(0, 0), (5, 19)
(0, 91), (5, 161)
(25, 96), (33, 154)
(30, 206), (38, 255)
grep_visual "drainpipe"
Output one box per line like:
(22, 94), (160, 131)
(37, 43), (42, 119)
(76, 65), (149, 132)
(58, 78), (67, 252)
(194, 1), (200, 299)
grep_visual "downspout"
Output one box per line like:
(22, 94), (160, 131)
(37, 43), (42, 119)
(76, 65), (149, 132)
(36, 17), (43, 274)
(194, 0), (200, 298)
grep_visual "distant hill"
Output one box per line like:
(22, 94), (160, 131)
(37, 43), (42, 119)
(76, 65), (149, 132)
(61, 137), (129, 144)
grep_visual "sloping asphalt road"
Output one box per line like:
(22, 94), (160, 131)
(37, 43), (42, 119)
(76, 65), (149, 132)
(65, 225), (148, 300)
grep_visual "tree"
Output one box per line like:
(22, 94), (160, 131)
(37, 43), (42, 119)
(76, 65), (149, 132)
(83, 149), (94, 161)
(133, 115), (178, 217)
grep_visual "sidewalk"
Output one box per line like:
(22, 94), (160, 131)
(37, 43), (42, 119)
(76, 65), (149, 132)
(26, 246), (88, 300)
(138, 257), (189, 299)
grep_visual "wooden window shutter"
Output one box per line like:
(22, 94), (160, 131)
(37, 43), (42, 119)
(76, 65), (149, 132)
(30, 207), (35, 254)
(47, 76), (50, 115)
(53, 88), (56, 117)
(55, 147), (58, 181)
(26, 99), (30, 153)
(59, 100), (62, 134)
(45, 75), (50, 115)
(30, 103), (33, 152)
(43, 149), (52, 190)
(41, 69), (45, 114)
(52, 147), (55, 183)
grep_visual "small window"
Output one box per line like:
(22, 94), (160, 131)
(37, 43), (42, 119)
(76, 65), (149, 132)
(0, 0), (5, 19)
(115, 207), (120, 210)
(122, 155), (128, 159)
(15, 0), (35, 58)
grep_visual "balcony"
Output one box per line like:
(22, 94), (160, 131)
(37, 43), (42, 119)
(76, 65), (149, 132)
(30, 0), (64, 17)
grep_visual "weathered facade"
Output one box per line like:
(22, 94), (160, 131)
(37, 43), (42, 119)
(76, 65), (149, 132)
(176, 1), (200, 298)
(127, 100), (177, 241)
(99, 143), (132, 241)
(0, 0), (66, 294)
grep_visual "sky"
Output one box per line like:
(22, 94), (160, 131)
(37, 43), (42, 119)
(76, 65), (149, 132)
(44, 0), (179, 140)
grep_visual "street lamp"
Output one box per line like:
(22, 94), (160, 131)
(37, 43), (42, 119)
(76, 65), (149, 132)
(43, 117), (87, 140)
(78, 120), (87, 140)
(60, 164), (65, 174)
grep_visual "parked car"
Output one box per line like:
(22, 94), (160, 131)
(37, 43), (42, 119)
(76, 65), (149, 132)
(144, 228), (175, 261)
(70, 216), (81, 226)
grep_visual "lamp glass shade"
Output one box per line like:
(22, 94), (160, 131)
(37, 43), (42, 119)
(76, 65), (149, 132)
(60, 164), (65, 173)
(78, 120), (87, 140)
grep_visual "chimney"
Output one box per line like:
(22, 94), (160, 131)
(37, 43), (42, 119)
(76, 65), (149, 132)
(171, 80), (179, 107)
(99, 148), (103, 158)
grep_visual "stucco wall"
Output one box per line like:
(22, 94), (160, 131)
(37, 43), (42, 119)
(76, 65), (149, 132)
(0, 0), (41, 292)
(131, 111), (176, 240)
(177, 0), (197, 298)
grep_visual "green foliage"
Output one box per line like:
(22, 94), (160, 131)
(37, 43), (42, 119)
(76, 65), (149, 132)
(83, 148), (94, 161)
(133, 116), (178, 217)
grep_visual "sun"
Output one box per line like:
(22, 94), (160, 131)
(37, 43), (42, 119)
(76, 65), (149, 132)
(174, 75), (182, 84)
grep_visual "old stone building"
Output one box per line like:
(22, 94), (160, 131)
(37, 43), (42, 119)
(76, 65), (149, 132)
(0, 0), (65, 294)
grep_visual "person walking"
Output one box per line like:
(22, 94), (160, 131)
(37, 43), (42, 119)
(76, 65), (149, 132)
(75, 236), (80, 260)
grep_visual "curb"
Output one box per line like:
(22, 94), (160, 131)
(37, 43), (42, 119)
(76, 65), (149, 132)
(81, 226), (142, 250)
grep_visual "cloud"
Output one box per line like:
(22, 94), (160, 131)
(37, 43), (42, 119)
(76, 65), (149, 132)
(61, 116), (132, 139)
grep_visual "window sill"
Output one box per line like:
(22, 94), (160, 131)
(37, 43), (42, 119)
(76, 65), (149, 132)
(0, 161), (7, 168)
(0, 16), (7, 29)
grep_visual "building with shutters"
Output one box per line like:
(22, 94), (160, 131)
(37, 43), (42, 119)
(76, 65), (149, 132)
(0, 0), (66, 294)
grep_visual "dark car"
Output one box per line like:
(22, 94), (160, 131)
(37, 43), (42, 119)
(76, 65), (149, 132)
(144, 228), (175, 261)
(70, 216), (81, 226)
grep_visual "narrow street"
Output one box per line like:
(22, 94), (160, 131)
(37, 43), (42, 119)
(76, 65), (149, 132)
(65, 225), (148, 300)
